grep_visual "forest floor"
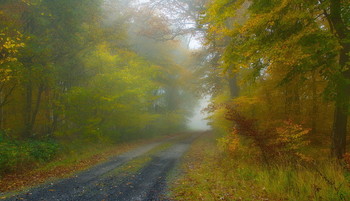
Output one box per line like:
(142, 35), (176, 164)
(0, 132), (202, 201)
(169, 132), (350, 201)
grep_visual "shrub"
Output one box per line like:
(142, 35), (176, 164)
(223, 103), (311, 164)
(217, 129), (240, 155)
(28, 140), (60, 162)
(0, 134), (59, 175)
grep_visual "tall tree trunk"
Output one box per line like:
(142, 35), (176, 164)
(0, 91), (3, 130)
(51, 113), (58, 134)
(23, 82), (45, 138)
(0, 84), (16, 130)
(328, 0), (350, 158)
(23, 81), (32, 137)
(30, 83), (44, 136)
(331, 46), (350, 158)
(311, 70), (318, 135)
(49, 91), (59, 135)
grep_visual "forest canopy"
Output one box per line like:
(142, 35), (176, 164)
(1, 0), (350, 200)
(0, 0), (198, 174)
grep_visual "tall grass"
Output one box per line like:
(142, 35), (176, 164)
(170, 132), (350, 201)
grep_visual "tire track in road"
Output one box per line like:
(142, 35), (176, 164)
(4, 132), (201, 201)
(82, 134), (199, 201)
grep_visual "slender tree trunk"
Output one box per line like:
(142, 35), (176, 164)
(48, 91), (59, 135)
(30, 84), (44, 136)
(0, 91), (3, 130)
(0, 84), (16, 129)
(23, 81), (45, 138)
(328, 0), (350, 158)
(0, 85), (16, 108)
(45, 89), (51, 134)
(311, 70), (318, 135)
(23, 81), (32, 137)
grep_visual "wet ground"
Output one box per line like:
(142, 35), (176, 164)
(4, 132), (201, 201)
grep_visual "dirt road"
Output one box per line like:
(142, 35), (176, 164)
(4, 132), (201, 201)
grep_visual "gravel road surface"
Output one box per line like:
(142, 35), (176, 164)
(4, 133), (200, 201)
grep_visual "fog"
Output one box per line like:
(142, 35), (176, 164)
(188, 96), (211, 131)
(0, 0), (213, 171)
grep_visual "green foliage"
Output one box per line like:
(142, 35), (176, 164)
(0, 132), (59, 174)
(0, 0), (194, 141)
(0, 0), (197, 180)
(27, 139), (59, 162)
(60, 46), (163, 142)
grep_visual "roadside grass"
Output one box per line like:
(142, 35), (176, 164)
(169, 132), (350, 201)
(0, 133), (186, 194)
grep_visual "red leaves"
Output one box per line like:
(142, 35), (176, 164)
(223, 103), (311, 164)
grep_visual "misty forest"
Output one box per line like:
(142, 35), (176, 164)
(0, 0), (350, 200)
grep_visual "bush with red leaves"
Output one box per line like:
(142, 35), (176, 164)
(224, 103), (310, 165)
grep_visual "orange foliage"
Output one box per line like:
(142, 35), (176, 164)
(224, 103), (311, 164)
(217, 129), (239, 155)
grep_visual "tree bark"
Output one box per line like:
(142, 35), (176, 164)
(311, 70), (318, 135)
(30, 83), (44, 136)
(0, 84), (15, 130)
(23, 81), (45, 138)
(327, 0), (350, 158)
(23, 81), (32, 137)
(331, 45), (350, 158)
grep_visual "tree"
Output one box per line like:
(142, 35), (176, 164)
(203, 0), (349, 157)
(0, 0), (196, 142)
(325, 0), (350, 158)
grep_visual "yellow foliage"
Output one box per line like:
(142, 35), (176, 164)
(0, 29), (25, 68)
(217, 129), (240, 154)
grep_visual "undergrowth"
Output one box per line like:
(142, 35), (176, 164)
(0, 131), (59, 175)
(170, 132), (350, 201)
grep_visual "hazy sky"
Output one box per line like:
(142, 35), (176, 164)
(132, 0), (208, 130)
